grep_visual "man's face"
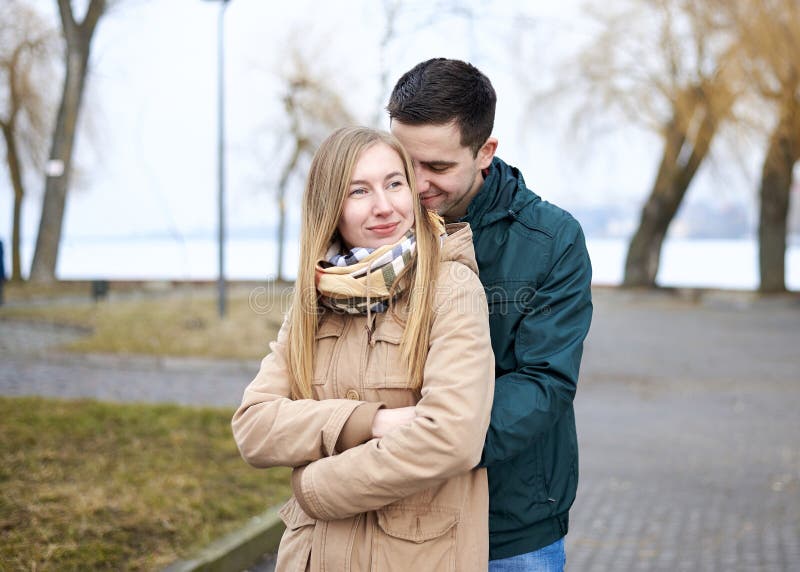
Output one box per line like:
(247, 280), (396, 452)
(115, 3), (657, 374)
(391, 121), (496, 221)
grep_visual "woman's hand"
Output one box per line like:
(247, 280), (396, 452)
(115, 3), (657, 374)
(371, 406), (416, 438)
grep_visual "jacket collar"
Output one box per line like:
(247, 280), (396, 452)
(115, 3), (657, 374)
(460, 157), (539, 230)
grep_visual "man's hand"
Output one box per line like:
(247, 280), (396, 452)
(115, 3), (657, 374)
(371, 406), (416, 438)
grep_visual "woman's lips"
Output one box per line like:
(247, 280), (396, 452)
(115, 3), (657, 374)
(368, 222), (400, 236)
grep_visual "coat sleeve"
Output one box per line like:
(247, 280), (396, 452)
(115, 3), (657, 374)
(231, 316), (381, 468)
(480, 218), (593, 467)
(291, 262), (495, 521)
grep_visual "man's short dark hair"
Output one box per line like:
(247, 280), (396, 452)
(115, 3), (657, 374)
(387, 58), (496, 156)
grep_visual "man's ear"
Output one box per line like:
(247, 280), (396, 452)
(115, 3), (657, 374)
(477, 137), (498, 169)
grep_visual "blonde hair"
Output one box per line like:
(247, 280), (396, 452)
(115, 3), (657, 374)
(287, 126), (441, 399)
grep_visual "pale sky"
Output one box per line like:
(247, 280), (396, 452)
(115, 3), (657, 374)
(1, 0), (774, 280)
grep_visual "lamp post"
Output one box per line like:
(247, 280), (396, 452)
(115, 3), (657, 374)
(204, 0), (230, 318)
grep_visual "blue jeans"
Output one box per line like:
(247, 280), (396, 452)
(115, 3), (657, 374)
(488, 538), (566, 572)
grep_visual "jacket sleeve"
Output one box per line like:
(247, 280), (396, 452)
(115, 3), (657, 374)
(231, 316), (382, 468)
(291, 262), (495, 521)
(480, 219), (593, 467)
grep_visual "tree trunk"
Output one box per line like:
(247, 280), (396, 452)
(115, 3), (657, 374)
(373, 0), (400, 128)
(758, 98), (800, 293)
(11, 187), (22, 282)
(1, 122), (25, 282)
(623, 96), (721, 287)
(624, 120), (686, 287)
(29, 0), (105, 283)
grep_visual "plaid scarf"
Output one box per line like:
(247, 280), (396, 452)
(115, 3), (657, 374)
(315, 230), (416, 315)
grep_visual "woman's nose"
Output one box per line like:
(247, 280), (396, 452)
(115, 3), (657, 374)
(372, 191), (393, 214)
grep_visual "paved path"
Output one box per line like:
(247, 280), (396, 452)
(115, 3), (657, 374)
(0, 320), (257, 407)
(569, 289), (800, 572)
(2, 288), (799, 570)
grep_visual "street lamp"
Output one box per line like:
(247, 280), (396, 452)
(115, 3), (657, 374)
(203, 0), (230, 318)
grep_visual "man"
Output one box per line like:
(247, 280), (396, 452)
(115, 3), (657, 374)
(387, 58), (593, 570)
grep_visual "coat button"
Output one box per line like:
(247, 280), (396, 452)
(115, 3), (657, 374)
(345, 389), (360, 400)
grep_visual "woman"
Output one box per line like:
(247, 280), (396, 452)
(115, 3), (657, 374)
(232, 127), (494, 571)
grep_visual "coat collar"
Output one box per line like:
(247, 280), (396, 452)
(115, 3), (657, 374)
(460, 157), (539, 231)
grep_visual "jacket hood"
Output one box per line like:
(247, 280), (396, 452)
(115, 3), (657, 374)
(441, 222), (478, 274)
(464, 157), (540, 231)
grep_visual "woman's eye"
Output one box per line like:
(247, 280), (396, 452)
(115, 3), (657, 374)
(388, 180), (405, 190)
(350, 188), (367, 196)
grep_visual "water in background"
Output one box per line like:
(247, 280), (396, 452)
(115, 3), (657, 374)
(13, 237), (800, 291)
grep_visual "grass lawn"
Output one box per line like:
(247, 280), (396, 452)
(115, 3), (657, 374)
(0, 282), (291, 360)
(2, 281), (144, 303)
(0, 396), (291, 571)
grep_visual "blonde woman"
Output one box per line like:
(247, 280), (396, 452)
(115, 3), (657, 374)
(232, 127), (494, 571)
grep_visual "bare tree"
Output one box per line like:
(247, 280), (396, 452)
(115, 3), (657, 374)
(372, 0), (402, 128)
(372, 0), (482, 127)
(724, 0), (800, 293)
(624, 72), (737, 287)
(29, 0), (106, 283)
(560, 0), (740, 287)
(267, 2), (480, 278)
(0, 2), (58, 282)
(273, 47), (355, 281)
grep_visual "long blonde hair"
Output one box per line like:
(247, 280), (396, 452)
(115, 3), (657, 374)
(287, 126), (441, 399)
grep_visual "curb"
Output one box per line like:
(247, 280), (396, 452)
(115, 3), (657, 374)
(163, 504), (285, 572)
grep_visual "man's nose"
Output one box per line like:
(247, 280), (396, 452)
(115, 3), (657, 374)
(413, 161), (431, 193)
(414, 167), (431, 193)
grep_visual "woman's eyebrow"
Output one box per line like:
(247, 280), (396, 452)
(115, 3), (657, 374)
(349, 171), (404, 186)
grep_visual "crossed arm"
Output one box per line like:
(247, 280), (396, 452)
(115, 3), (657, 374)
(232, 262), (494, 521)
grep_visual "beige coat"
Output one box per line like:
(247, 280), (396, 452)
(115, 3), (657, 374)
(232, 223), (494, 572)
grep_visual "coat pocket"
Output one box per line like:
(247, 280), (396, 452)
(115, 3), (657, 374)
(312, 317), (345, 385)
(373, 506), (459, 571)
(364, 316), (410, 389)
(276, 497), (315, 572)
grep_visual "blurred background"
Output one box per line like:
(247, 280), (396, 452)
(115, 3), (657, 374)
(1, 1), (799, 571)
(1, 0), (798, 291)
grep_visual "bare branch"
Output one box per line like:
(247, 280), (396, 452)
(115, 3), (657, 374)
(56, 0), (77, 40)
(81, 0), (108, 37)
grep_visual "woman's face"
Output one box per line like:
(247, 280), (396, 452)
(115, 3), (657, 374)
(337, 142), (414, 250)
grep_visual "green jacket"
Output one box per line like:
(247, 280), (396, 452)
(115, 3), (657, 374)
(463, 157), (593, 560)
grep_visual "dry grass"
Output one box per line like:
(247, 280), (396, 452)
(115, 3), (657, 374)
(0, 396), (292, 571)
(0, 283), (293, 360)
(2, 281), (145, 302)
